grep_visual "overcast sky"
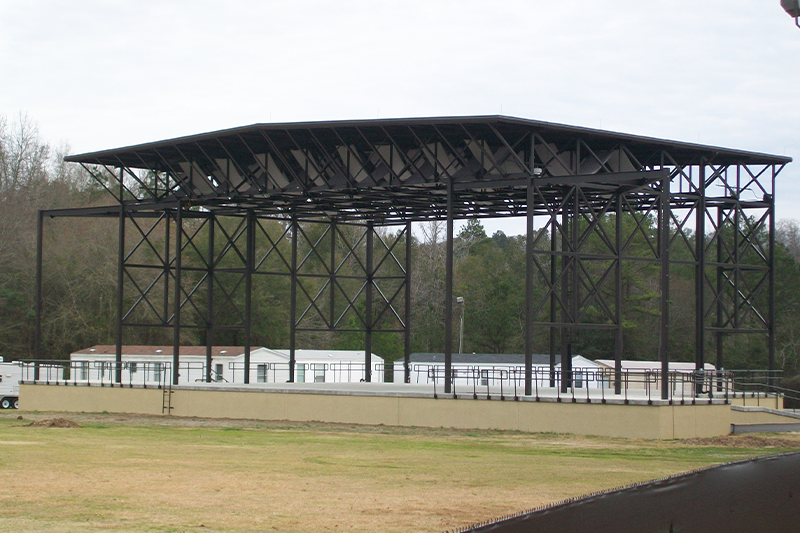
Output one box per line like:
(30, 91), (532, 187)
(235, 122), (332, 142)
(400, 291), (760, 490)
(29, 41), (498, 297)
(1, 0), (798, 235)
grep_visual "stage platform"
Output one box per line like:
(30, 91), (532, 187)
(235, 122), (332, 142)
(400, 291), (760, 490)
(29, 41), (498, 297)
(18, 380), (751, 439)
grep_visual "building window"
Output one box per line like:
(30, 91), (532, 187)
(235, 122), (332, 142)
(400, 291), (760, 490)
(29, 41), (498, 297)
(129, 362), (137, 374)
(257, 364), (268, 383)
(215, 364), (223, 382)
(575, 370), (584, 389)
(314, 365), (325, 383)
(153, 363), (162, 383)
(78, 362), (88, 380)
(480, 369), (489, 386)
(296, 365), (305, 383)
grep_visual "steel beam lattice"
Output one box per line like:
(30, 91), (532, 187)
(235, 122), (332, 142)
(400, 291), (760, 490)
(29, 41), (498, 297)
(31, 116), (789, 394)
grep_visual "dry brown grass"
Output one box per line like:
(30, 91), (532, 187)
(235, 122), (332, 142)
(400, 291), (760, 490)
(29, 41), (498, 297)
(1, 411), (798, 533)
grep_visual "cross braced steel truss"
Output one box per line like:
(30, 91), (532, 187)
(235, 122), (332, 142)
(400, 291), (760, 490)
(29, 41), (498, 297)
(32, 116), (790, 397)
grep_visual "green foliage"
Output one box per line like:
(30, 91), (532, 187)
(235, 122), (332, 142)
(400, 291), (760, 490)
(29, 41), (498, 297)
(458, 218), (487, 241)
(456, 235), (525, 353)
(773, 242), (800, 376)
(781, 374), (800, 409)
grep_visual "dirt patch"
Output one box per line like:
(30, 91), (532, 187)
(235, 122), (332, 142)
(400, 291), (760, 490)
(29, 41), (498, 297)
(26, 418), (80, 428)
(684, 434), (800, 449)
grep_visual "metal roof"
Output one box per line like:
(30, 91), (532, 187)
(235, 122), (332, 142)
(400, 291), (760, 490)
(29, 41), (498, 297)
(63, 115), (791, 223)
(66, 115), (790, 167)
(71, 345), (252, 357)
(410, 352), (557, 365)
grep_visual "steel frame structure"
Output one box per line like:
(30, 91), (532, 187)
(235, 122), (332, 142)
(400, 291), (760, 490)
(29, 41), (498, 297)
(33, 116), (789, 399)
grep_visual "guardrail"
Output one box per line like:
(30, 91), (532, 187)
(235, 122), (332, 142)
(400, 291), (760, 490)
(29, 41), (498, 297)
(17, 359), (390, 386)
(17, 359), (173, 389)
(15, 358), (790, 405)
(729, 380), (799, 408)
(415, 365), (748, 404)
(225, 361), (386, 384)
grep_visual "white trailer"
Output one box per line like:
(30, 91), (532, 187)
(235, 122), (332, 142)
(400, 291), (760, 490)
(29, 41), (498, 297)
(0, 359), (21, 409)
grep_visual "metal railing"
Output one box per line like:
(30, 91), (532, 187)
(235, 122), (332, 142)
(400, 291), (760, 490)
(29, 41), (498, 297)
(414, 365), (751, 403)
(18, 359), (173, 389)
(19, 359), (391, 386)
(225, 361), (386, 384)
(16, 358), (792, 406)
(725, 370), (798, 408)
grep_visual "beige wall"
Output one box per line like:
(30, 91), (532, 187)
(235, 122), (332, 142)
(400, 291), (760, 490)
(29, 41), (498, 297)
(731, 408), (799, 426)
(20, 384), (732, 439)
(21, 384), (164, 415)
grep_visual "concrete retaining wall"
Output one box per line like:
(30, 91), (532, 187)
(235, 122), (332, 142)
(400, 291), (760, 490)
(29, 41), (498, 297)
(731, 406), (800, 425)
(19, 384), (732, 439)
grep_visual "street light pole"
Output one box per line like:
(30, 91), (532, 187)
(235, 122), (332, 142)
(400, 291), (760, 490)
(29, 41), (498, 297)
(456, 296), (465, 354)
(782, 0), (800, 27)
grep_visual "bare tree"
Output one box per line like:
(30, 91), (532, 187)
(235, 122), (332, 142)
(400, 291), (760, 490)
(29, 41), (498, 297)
(409, 221), (447, 352)
(777, 219), (800, 260)
(0, 113), (49, 192)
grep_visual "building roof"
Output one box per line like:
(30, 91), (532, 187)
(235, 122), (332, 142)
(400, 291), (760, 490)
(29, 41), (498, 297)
(408, 353), (569, 365)
(72, 345), (254, 357)
(71, 346), (383, 363)
(61, 115), (791, 223)
(594, 360), (716, 371)
(268, 349), (383, 363)
(66, 116), (790, 169)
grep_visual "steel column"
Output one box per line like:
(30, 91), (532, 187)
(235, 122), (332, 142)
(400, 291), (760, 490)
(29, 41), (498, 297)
(364, 221), (374, 383)
(716, 206), (724, 376)
(34, 210), (43, 380)
(206, 214), (214, 383)
(660, 179), (671, 400)
(289, 215), (298, 382)
(768, 169), (777, 386)
(615, 192), (623, 395)
(445, 179), (454, 394)
(560, 197), (570, 393)
(330, 218), (336, 328)
(549, 212), (557, 388)
(163, 212), (170, 325)
(570, 143), (579, 394)
(734, 196), (740, 330)
(525, 178), (534, 396)
(244, 209), (254, 384)
(696, 163), (706, 372)
(567, 187), (579, 391)
(115, 200), (125, 384)
(404, 221), (412, 384)
(172, 203), (182, 386)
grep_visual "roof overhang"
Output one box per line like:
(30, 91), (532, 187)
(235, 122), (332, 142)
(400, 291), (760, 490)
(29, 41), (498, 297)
(63, 115), (791, 223)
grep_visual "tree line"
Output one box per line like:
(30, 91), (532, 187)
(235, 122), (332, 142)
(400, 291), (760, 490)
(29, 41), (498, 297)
(2, 114), (800, 382)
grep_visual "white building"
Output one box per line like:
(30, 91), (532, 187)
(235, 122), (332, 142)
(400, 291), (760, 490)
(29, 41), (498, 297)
(395, 353), (603, 389)
(68, 346), (384, 385)
(594, 360), (717, 374)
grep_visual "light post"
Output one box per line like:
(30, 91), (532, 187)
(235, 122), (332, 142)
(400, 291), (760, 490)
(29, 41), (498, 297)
(782, 0), (800, 27)
(456, 296), (465, 354)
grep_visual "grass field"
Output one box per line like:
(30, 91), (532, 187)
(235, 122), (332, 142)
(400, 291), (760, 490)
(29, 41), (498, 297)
(1, 411), (799, 533)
